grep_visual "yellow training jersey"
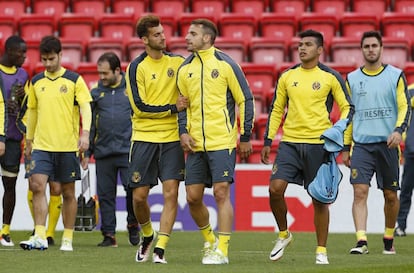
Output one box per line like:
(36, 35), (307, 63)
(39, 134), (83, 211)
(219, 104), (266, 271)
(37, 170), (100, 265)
(126, 51), (184, 143)
(265, 63), (353, 145)
(27, 67), (91, 152)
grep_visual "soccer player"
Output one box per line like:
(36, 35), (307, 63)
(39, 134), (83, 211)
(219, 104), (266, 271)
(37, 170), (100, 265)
(261, 29), (354, 264)
(344, 31), (410, 255)
(177, 19), (255, 265)
(81, 52), (139, 247)
(19, 35), (92, 251)
(126, 15), (187, 264)
(0, 35), (29, 247)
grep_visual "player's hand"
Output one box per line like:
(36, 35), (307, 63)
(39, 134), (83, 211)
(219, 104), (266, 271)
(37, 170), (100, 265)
(78, 130), (90, 152)
(238, 141), (252, 160)
(25, 140), (32, 160)
(0, 141), (5, 156)
(180, 133), (195, 152)
(387, 131), (402, 149)
(176, 95), (188, 112)
(261, 146), (271, 164)
(342, 151), (351, 168)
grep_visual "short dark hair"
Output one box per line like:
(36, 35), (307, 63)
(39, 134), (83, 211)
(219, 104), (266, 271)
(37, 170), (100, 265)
(97, 52), (121, 72)
(4, 35), (25, 51)
(136, 14), (160, 38)
(39, 35), (61, 54)
(299, 29), (324, 47)
(191, 19), (218, 43)
(360, 31), (382, 47)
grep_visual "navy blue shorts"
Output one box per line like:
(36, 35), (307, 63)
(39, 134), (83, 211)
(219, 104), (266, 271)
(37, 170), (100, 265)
(185, 149), (236, 188)
(0, 139), (22, 174)
(270, 142), (327, 189)
(29, 150), (81, 182)
(128, 141), (185, 189)
(350, 142), (400, 191)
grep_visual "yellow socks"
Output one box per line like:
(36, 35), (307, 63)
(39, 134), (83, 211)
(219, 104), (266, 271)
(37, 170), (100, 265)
(199, 224), (216, 245)
(218, 232), (231, 257)
(155, 232), (170, 250)
(1, 224), (10, 235)
(35, 225), (46, 240)
(316, 246), (327, 254)
(46, 195), (62, 238)
(384, 227), (395, 239)
(62, 228), (73, 241)
(278, 229), (290, 239)
(356, 230), (367, 242)
(141, 221), (154, 237)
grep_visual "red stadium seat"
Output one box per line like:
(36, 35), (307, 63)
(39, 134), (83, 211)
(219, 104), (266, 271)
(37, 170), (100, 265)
(87, 37), (124, 63)
(61, 38), (85, 69)
(352, 0), (390, 14)
(382, 12), (414, 44)
(299, 13), (339, 44)
(259, 13), (297, 40)
(340, 12), (379, 38)
(312, 0), (349, 15)
(215, 37), (248, 63)
(19, 14), (55, 40)
(71, 0), (109, 18)
(111, 0), (148, 15)
(270, 0), (309, 16)
(0, 17), (17, 42)
(178, 13), (217, 37)
(126, 37), (145, 61)
(241, 63), (277, 104)
(0, 0), (27, 18)
(381, 37), (410, 69)
(231, 0), (269, 18)
(191, 0), (228, 20)
(324, 62), (357, 80)
(219, 13), (257, 40)
(32, 0), (68, 21)
(167, 37), (190, 58)
(77, 62), (99, 89)
(393, 0), (414, 13)
(330, 37), (361, 66)
(151, 0), (188, 19)
(23, 39), (41, 72)
(249, 37), (287, 64)
(59, 13), (97, 42)
(99, 14), (135, 40)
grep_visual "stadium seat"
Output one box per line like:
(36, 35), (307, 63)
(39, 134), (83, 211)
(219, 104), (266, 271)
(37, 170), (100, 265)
(290, 37), (328, 63)
(249, 37), (287, 64)
(330, 37), (361, 65)
(393, 0), (414, 13)
(19, 14), (56, 40)
(87, 37), (124, 63)
(241, 63), (277, 103)
(23, 39), (41, 72)
(219, 13), (257, 40)
(231, 0), (269, 18)
(340, 12), (379, 38)
(0, 0), (27, 18)
(382, 12), (414, 44)
(60, 38), (85, 69)
(99, 14), (135, 40)
(167, 37), (190, 58)
(324, 62), (357, 80)
(151, 0), (188, 19)
(352, 0), (390, 14)
(381, 37), (410, 69)
(77, 62), (100, 89)
(126, 37), (145, 61)
(215, 37), (248, 63)
(312, 0), (349, 15)
(178, 13), (217, 37)
(59, 13), (97, 42)
(404, 62), (414, 85)
(32, 0), (68, 21)
(0, 17), (17, 42)
(111, 0), (148, 15)
(71, 0), (109, 18)
(259, 13), (297, 40)
(299, 13), (339, 44)
(270, 0), (309, 16)
(191, 0), (228, 20)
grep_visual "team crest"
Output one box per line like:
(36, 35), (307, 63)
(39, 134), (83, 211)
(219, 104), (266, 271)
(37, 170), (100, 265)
(99, 92), (105, 98)
(167, 68), (174, 78)
(351, 168), (358, 179)
(211, 69), (219, 79)
(30, 160), (36, 171)
(312, 81), (321, 91)
(132, 172), (141, 183)
(60, 84), (68, 93)
(272, 163), (278, 174)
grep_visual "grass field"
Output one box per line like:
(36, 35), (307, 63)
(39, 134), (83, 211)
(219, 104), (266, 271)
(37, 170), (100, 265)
(1, 231), (413, 273)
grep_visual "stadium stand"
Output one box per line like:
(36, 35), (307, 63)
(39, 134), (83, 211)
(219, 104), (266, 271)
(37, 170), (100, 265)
(219, 13), (257, 40)
(59, 13), (97, 41)
(382, 12), (414, 44)
(111, 0), (148, 15)
(259, 13), (297, 40)
(270, 0), (310, 16)
(19, 14), (56, 40)
(191, 0), (229, 20)
(340, 12), (380, 38)
(0, 0), (28, 18)
(312, 0), (349, 15)
(231, 0), (269, 18)
(393, 0), (414, 13)
(351, 0), (390, 14)
(249, 37), (287, 64)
